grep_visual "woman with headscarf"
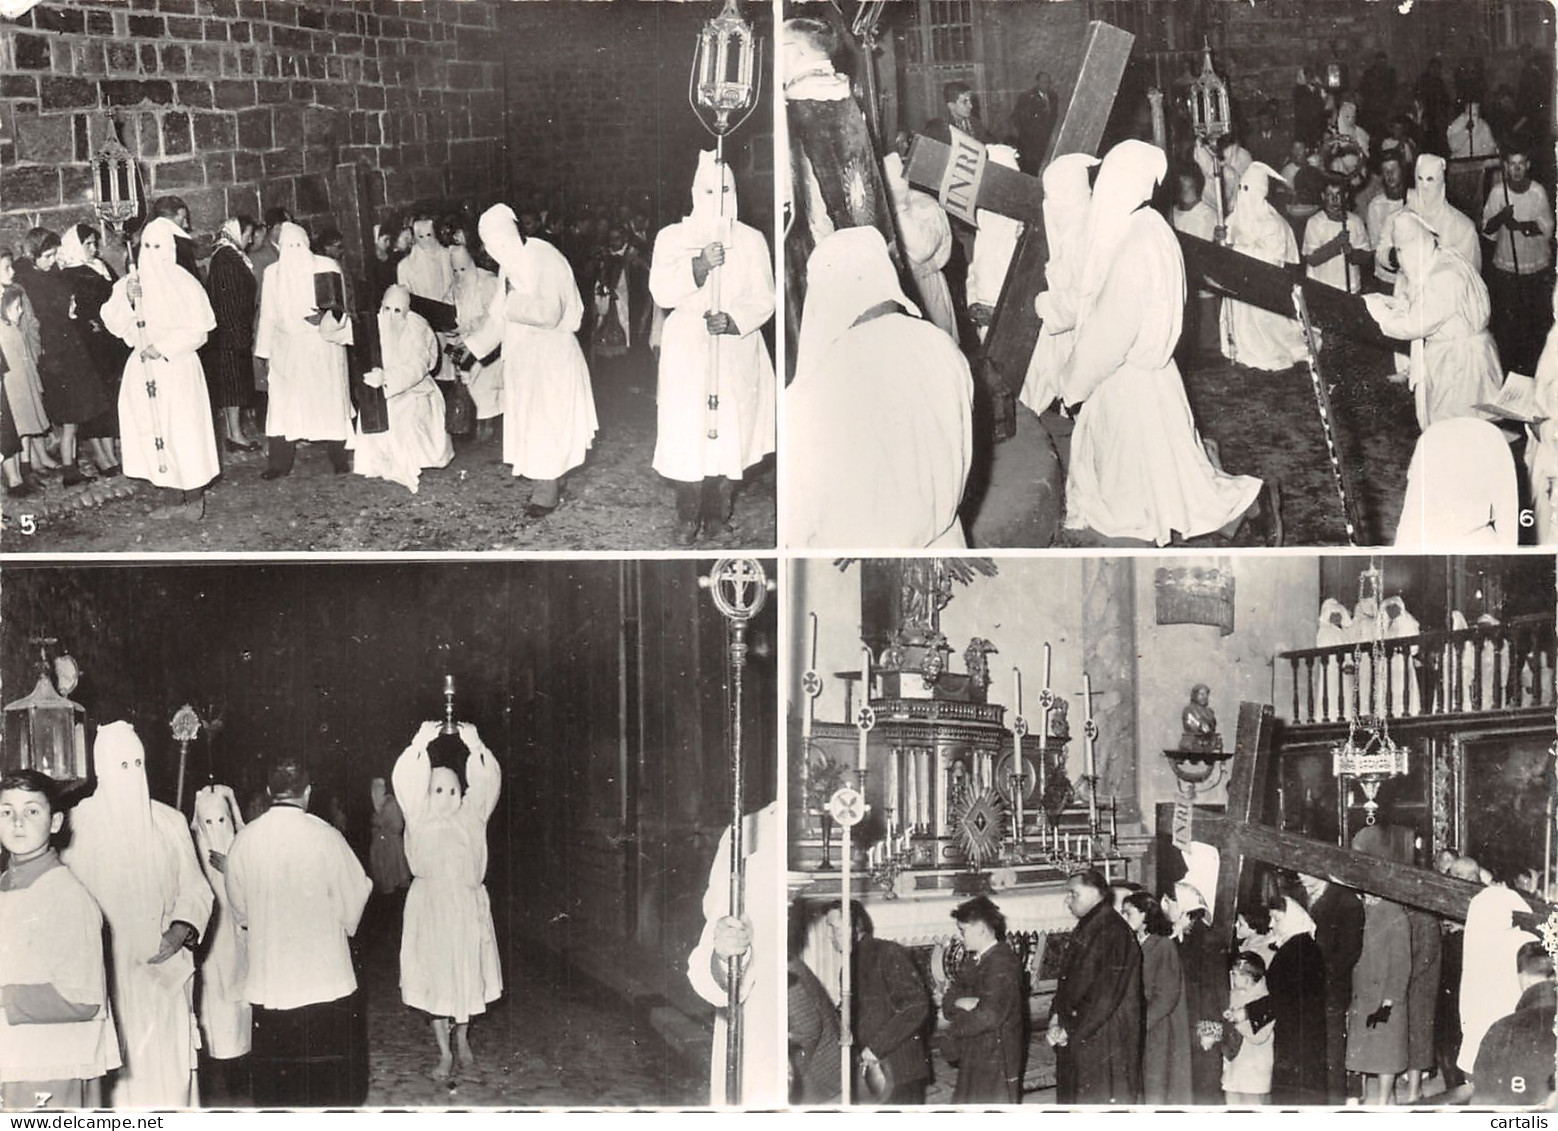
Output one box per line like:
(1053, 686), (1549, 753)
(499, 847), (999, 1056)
(648, 151), (776, 544)
(190, 784), (251, 1072)
(1022, 153), (1098, 414)
(56, 224), (124, 478)
(61, 722), (214, 1107)
(21, 227), (111, 488)
(1059, 139), (1268, 545)
(1332, 100), (1372, 159)
(255, 222), (354, 480)
(369, 776), (411, 897)
(0, 275), (53, 495)
(1363, 211), (1503, 429)
(1457, 883), (1538, 1081)
(883, 151), (956, 340)
(463, 204), (597, 518)
(1405, 154), (1481, 268)
(785, 225), (973, 548)
(100, 217), (220, 516)
(1223, 163), (1311, 372)
(449, 235), (503, 442)
(393, 721), (503, 1082)
(1260, 875), (1329, 1104)
(353, 284), (453, 494)
(201, 217), (262, 453)
(1165, 880), (1228, 1103)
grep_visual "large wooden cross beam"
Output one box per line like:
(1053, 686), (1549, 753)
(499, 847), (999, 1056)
(905, 20), (1134, 442)
(1161, 702), (1490, 931)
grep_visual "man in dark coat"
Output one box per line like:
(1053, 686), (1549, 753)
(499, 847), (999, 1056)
(1049, 869), (1143, 1105)
(1011, 71), (1058, 175)
(1472, 941), (1557, 1106)
(1300, 873), (1365, 1104)
(831, 901), (932, 1104)
(943, 895), (1025, 1103)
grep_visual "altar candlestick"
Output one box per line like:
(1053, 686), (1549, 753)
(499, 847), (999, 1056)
(1083, 672), (1099, 827)
(1010, 665), (1025, 851)
(1110, 797), (1118, 840)
(857, 647), (871, 774)
(887, 750), (898, 840)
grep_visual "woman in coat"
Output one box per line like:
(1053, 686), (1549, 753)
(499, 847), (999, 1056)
(1261, 877), (1329, 1104)
(1123, 891), (1193, 1104)
(1346, 894), (1412, 1103)
(57, 224), (124, 477)
(202, 216), (262, 451)
(1168, 881), (1228, 1103)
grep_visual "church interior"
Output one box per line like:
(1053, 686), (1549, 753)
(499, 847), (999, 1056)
(0, 0), (775, 552)
(785, 0), (1556, 547)
(786, 552), (1556, 1101)
(0, 557), (777, 1106)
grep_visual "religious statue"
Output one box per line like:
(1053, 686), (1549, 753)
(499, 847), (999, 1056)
(964, 638), (998, 693)
(899, 559), (953, 640)
(1178, 684), (1223, 755)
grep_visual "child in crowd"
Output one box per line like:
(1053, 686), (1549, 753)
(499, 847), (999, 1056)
(0, 280), (53, 497)
(1222, 951), (1275, 1105)
(0, 770), (121, 1108)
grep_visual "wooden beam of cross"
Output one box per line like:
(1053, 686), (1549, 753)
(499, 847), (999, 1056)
(904, 20), (1134, 442)
(1163, 702), (1489, 937)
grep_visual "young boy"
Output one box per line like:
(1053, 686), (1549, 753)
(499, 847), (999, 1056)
(1221, 950), (1274, 1105)
(0, 770), (120, 1109)
(1172, 166), (1221, 358)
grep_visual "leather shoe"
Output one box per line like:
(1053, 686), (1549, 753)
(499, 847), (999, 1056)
(524, 502), (555, 520)
(260, 468), (289, 481)
(225, 439), (262, 454)
(675, 518), (701, 547)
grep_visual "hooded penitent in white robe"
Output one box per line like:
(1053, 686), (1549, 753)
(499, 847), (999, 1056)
(466, 206), (598, 482)
(397, 242), (454, 306)
(1022, 153), (1099, 414)
(1405, 155), (1481, 270)
(1364, 212), (1504, 429)
(1528, 290), (1558, 545)
(190, 785), (250, 1061)
(1447, 108), (1498, 158)
(1060, 140), (1262, 545)
(882, 152), (956, 340)
(649, 151), (776, 483)
(1458, 885), (1537, 1074)
(786, 226), (973, 549)
(1394, 418), (1518, 548)
(968, 144), (1023, 343)
(100, 218), (220, 491)
(0, 852), (122, 1089)
(62, 722), (213, 1107)
(1379, 596), (1423, 716)
(1223, 163), (1310, 372)
(255, 225), (355, 443)
(687, 801), (782, 1107)
(354, 287), (453, 494)
(393, 726), (503, 1024)
(1316, 598), (1355, 722)
(1334, 101), (1370, 158)
(451, 259), (504, 420)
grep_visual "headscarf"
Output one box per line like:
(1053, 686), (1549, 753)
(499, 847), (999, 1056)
(1227, 161), (1291, 250)
(1169, 879), (1212, 941)
(794, 226), (919, 383)
(271, 221), (317, 325)
(59, 223), (112, 280)
(216, 218), (252, 270)
(1458, 884), (1538, 1072)
(1271, 894), (1318, 944)
(687, 149), (738, 244)
(1075, 139), (1166, 326)
(136, 217), (214, 333)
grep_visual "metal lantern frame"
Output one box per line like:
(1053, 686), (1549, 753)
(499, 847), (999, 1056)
(90, 120), (142, 233)
(1331, 563), (1411, 826)
(1188, 41), (1231, 247)
(3, 670), (88, 785)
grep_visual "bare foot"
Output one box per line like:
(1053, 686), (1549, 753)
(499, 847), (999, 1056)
(430, 1056), (453, 1082)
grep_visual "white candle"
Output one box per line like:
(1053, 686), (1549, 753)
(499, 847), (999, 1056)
(887, 749), (898, 840)
(1083, 672), (1099, 827)
(857, 646), (872, 774)
(1039, 644), (1052, 751)
(1013, 666), (1022, 717)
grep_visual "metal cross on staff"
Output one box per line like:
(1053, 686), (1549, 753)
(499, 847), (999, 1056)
(699, 556), (774, 1106)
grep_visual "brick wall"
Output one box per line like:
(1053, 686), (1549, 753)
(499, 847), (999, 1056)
(0, 0), (506, 264)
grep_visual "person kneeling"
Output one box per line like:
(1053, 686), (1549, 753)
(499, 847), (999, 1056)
(354, 285), (454, 494)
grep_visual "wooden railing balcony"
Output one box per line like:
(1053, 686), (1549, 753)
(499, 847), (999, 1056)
(1278, 613), (1556, 728)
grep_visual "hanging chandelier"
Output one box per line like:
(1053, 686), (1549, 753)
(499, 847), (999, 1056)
(1331, 561), (1409, 826)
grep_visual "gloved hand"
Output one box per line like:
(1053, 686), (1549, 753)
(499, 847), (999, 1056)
(1366, 1002), (1393, 1029)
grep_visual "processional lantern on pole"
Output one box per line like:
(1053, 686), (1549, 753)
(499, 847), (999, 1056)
(90, 113), (141, 238)
(3, 637), (88, 786)
(1188, 40), (1231, 246)
(689, 0), (762, 443)
(699, 557), (774, 1106)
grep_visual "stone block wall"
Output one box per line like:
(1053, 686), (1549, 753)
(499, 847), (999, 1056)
(0, 0), (506, 259)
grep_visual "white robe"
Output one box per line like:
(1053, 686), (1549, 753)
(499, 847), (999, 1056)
(62, 724), (213, 1108)
(1224, 200), (1309, 371)
(885, 169), (956, 340)
(101, 275), (219, 492)
(1367, 193), (1409, 289)
(0, 859), (122, 1085)
(1380, 599), (1422, 716)
(354, 311), (454, 494)
(463, 238), (598, 480)
(1063, 208), (1262, 544)
(1364, 249), (1503, 429)
(687, 802), (782, 1107)
(1394, 418), (1518, 547)
(649, 220), (776, 482)
(190, 786), (251, 1061)
(1302, 210), (1370, 293)
(1316, 599), (1355, 722)
(1528, 312), (1558, 545)
(452, 265), (504, 420)
(255, 259), (355, 443)
(1458, 885), (1537, 1074)
(1023, 154), (1098, 414)
(1447, 112), (1497, 158)
(393, 735), (503, 1023)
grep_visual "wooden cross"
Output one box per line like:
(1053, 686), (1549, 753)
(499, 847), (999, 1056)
(904, 20), (1134, 442)
(1160, 702), (1489, 939)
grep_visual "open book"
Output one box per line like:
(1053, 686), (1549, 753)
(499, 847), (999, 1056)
(1477, 372), (1545, 424)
